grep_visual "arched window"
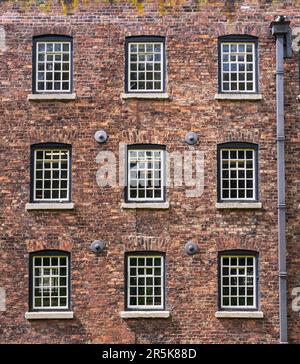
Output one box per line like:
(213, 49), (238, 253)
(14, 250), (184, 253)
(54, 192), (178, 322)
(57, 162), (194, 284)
(32, 35), (73, 93)
(218, 250), (259, 310)
(217, 142), (259, 202)
(29, 250), (71, 311)
(218, 35), (259, 93)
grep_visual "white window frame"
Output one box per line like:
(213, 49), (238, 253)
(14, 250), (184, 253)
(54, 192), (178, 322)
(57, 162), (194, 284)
(36, 41), (71, 93)
(220, 148), (256, 201)
(220, 254), (257, 310)
(127, 41), (164, 93)
(221, 42), (256, 93)
(32, 254), (69, 310)
(127, 148), (165, 202)
(127, 254), (165, 310)
(33, 148), (70, 203)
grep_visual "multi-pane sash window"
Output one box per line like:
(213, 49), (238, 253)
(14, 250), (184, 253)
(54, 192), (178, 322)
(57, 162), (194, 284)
(219, 35), (258, 93)
(30, 251), (70, 311)
(127, 146), (166, 202)
(31, 144), (71, 202)
(220, 253), (258, 310)
(126, 36), (165, 93)
(126, 254), (165, 310)
(218, 143), (258, 202)
(33, 35), (72, 93)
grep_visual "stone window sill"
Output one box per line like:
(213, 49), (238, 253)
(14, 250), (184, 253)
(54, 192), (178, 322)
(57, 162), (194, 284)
(121, 93), (169, 100)
(26, 203), (74, 211)
(214, 93), (262, 101)
(121, 202), (170, 209)
(120, 311), (170, 319)
(216, 202), (262, 209)
(27, 93), (76, 101)
(25, 311), (74, 320)
(215, 311), (264, 319)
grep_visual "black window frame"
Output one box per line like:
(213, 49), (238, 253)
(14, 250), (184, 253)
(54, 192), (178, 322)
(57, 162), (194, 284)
(124, 35), (166, 94)
(32, 34), (73, 94)
(218, 34), (259, 94)
(29, 250), (71, 312)
(218, 250), (259, 311)
(124, 144), (167, 203)
(124, 251), (166, 311)
(217, 142), (259, 203)
(30, 142), (72, 203)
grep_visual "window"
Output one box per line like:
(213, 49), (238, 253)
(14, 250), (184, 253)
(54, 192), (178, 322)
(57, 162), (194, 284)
(126, 253), (165, 310)
(33, 35), (72, 93)
(217, 142), (258, 202)
(29, 251), (70, 311)
(125, 36), (165, 93)
(219, 251), (258, 310)
(30, 143), (71, 203)
(126, 145), (166, 202)
(218, 35), (258, 93)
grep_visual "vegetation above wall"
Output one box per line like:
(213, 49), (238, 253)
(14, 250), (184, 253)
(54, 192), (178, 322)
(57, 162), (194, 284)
(1, 0), (300, 17)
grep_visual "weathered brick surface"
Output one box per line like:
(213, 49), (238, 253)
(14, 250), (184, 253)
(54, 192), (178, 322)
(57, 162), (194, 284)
(0, 0), (300, 343)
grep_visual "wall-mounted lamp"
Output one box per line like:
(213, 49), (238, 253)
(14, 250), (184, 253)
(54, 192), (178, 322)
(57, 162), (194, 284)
(185, 132), (198, 145)
(184, 241), (199, 255)
(90, 240), (106, 254)
(94, 130), (108, 143)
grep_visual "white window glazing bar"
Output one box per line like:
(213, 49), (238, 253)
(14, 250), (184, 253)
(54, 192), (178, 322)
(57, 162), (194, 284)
(36, 41), (71, 93)
(128, 42), (164, 92)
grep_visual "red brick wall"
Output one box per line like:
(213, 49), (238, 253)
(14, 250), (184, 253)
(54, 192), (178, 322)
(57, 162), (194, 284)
(0, 0), (300, 343)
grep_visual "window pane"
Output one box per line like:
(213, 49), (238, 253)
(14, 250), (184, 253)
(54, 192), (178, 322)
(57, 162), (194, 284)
(127, 255), (163, 309)
(220, 148), (255, 201)
(32, 253), (69, 309)
(36, 40), (71, 92)
(127, 148), (164, 202)
(128, 41), (163, 92)
(221, 255), (256, 309)
(221, 41), (255, 93)
(34, 148), (70, 201)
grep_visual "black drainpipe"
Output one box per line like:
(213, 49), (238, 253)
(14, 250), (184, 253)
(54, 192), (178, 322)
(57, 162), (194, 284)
(270, 16), (292, 344)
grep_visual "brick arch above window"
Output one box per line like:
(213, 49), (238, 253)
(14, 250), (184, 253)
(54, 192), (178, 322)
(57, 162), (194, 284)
(216, 130), (262, 145)
(215, 234), (260, 253)
(216, 23), (263, 38)
(29, 128), (78, 145)
(121, 129), (167, 145)
(26, 239), (74, 253)
(122, 235), (170, 252)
